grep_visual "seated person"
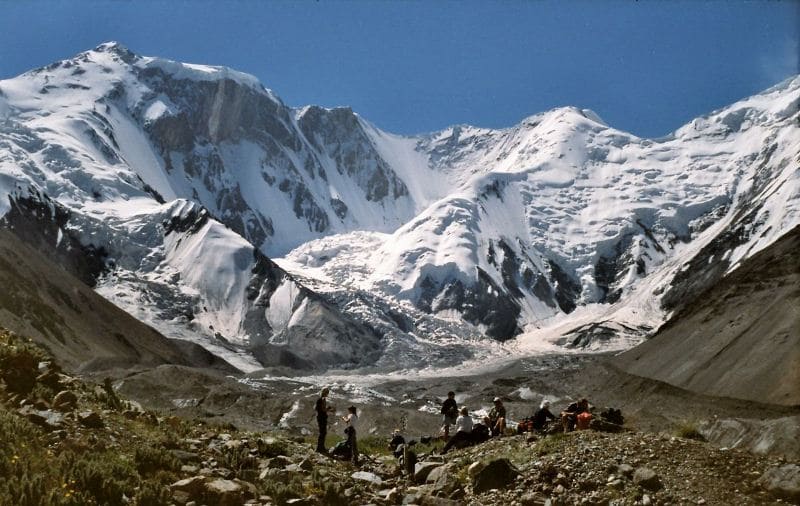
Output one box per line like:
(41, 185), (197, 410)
(488, 397), (507, 436)
(532, 399), (556, 431)
(440, 407), (473, 454)
(561, 398), (590, 433)
(470, 417), (491, 444)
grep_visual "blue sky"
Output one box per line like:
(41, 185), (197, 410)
(1, 1), (797, 137)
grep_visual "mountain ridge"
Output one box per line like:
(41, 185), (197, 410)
(0, 42), (797, 371)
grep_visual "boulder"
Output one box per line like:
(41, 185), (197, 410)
(757, 464), (800, 501)
(633, 467), (662, 491)
(414, 462), (442, 484)
(204, 478), (245, 506)
(170, 475), (207, 496)
(52, 390), (77, 411)
(472, 458), (519, 494)
(467, 461), (485, 478)
(17, 406), (63, 431)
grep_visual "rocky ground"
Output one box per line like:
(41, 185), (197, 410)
(2, 327), (799, 505)
(104, 352), (800, 460)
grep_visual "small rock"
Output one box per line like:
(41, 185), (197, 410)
(17, 406), (62, 431)
(171, 489), (191, 505)
(642, 494), (652, 506)
(607, 479), (624, 490)
(617, 464), (634, 478)
(520, 492), (548, 506)
(298, 458), (314, 471)
(170, 449), (201, 463)
(78, 410), (104, 429)
(352, 471), (383, 486)
(267, 455), (293, 469)
(633, 467), (662, 491)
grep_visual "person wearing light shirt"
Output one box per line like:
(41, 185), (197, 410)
(343, 405), (359, 465)
(440, 407), (473, 454)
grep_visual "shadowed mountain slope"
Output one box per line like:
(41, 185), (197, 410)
(0, 228), (236, 374)
(615, 225), (800, 406)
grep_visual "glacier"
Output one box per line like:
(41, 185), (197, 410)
(0, 42), (797, 373)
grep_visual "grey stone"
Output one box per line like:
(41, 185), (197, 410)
(472, 458), (519, 494)
(617, 464), (634, 478)
(170, 449), (201, 463)
(414, 462), (442, 484)
(204, 479), (244, 506)
(757, 463), (800, 501)
(352, 470), (383, 486)
(632, 467), (662, 491)
(170, 476), (207, 495)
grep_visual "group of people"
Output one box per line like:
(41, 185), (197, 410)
(438, 393), (593, 453)
(313, 385), (592, 465)
(314, 387), (360, 465)
(437, 392), (514, 454)
(526, 397), (592, 433)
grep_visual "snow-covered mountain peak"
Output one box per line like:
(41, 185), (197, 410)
(0, 44), (797, 372)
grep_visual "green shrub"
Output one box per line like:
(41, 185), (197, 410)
(354, 435), (393, 457)
(0, 332), (46, 395)
(134, 445), (179, 476)
(256, 437), (289, 458)
(133, 480), (172, 505)
(61, 450), (138, 505)
(218, 444), (257, 474)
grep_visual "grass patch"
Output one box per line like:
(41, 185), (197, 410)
(534, 432), (568, 456)
(674, 421), (706, 441)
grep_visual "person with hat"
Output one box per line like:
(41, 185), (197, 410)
(488, 397), (506, 436)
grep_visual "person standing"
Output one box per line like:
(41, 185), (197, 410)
(440, 391), (458, 439)
(315, 387), (334, 453)
(343, 405), (359, 465)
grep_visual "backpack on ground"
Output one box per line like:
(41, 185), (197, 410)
(330, 439), (351, 460)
